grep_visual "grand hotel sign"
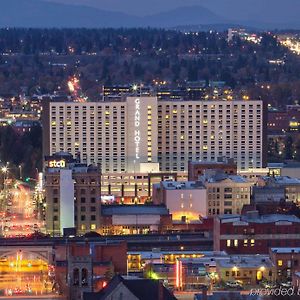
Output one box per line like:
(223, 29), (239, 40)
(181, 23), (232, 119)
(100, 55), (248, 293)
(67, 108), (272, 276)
(134, 98), (141, 159)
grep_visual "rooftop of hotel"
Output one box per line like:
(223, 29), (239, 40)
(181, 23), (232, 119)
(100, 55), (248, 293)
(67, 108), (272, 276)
(49, 96), (262, 103)
(101, 205), (169, 216)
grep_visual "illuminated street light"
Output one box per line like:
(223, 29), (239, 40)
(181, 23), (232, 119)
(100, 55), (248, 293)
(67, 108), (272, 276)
(1, 166), (7, 173)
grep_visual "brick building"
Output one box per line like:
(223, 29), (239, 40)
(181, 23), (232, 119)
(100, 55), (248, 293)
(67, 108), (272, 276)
(54, 239), (127, 300)
(44, 152), (101, 236)
(269, 247), (300, 282)
(188, 158), (237, 181)
(214, 211), (300, 254)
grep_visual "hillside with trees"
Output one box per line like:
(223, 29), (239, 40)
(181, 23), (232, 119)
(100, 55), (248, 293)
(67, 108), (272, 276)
(0, 28), (299, 107)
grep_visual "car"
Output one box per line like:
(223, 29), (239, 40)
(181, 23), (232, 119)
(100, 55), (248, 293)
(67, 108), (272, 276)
(281, 282), (292, 288)
(225, 281), (243, 289)
(25, 284), (32, 294)
(261, 281), (277, 289)
(6, 289), (12, 296)
(13, 287), (23, 295)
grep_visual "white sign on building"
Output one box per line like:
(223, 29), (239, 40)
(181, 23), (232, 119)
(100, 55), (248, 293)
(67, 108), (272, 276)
(127, 97), (158, 172)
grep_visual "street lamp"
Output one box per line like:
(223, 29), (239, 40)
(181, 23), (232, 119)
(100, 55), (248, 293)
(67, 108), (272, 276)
(1, 164), (8, 192)
(18, 165), (22, 180)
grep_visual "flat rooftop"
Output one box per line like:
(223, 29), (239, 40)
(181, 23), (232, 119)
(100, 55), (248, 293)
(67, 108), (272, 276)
(270, 247), (300, 254)
(219, 213), (300, 224)
(262, 176), (300, 185)
(216, 255), (273, 268)
(156, 181), (205, 190)
(101, 205), (169, 216)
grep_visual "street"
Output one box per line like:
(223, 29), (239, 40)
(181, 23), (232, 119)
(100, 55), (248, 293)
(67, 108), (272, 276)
(0, 180), (56, 298)
(0, 181), (43, 237)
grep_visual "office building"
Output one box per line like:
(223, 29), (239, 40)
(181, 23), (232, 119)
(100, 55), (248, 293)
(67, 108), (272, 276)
(43, 97), (266, 173)
(44, 152), (101, 236)
(199, 170), (252, 216)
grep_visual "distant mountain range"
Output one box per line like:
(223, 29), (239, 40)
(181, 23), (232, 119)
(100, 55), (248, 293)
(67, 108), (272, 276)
(0, 0), (300, 29)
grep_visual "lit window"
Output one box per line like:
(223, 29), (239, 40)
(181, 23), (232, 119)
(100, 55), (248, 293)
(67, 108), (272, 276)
(278, 260), (283, 267)
(234, 240), (238, 247)
(90, 224), (96, 230)
(226, 240), (231, 247)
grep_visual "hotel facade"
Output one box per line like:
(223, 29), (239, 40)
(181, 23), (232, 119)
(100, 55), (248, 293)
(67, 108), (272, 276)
(43, 97), (266, 173)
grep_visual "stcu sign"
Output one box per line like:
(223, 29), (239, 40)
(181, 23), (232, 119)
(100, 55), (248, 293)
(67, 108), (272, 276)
(48, 160), (66, 168)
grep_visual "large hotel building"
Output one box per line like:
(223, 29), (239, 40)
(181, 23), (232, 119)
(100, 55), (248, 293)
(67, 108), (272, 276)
(43, 97), (266, 173)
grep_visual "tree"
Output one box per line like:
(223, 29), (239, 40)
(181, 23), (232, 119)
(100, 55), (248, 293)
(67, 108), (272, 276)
(284, 136), (294, 160)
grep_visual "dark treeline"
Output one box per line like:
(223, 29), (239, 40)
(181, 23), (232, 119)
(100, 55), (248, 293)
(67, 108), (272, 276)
(0, 28), (299, 107)
(0, 125), (42, 178)
(0, 28), (233, 55)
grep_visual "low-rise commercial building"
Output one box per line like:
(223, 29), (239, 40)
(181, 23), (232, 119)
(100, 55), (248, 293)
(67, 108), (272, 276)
(99, 205), (172, 235)
(215, 255), (275, 286)
(214, 211), (300, 254)
(152, 181), (207, 221)
(100, 172), (187, 203)
(127, 250), (216, 273)
(269, 247), (300, 282)
(251, 186), (286, 204)
(257, 176), (300, 203)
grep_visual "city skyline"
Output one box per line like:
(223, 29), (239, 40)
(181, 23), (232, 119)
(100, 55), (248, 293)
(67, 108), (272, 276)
(0, 2), (300, 298)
